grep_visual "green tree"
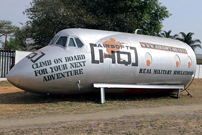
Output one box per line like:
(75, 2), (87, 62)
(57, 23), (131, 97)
(86, 0), (171, 35)
(0, 20), (17, 37)
(15, 26), (32, 50)
(177, 32), (201, 50)
(24, 0), (171, 49)
(160, 30), (179, 39)
(1, 26), (30, 50)
(24, 0), (96, 49)
(2, 37), (26, 50)
(0, 20), (18, 49)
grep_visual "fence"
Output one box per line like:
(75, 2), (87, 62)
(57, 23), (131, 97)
(0, 50), (15, 78)
(195, 65), (202, 79)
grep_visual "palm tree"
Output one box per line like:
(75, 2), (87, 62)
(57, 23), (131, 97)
(160, 30), (179, 39)
(177, 32), (201, 50)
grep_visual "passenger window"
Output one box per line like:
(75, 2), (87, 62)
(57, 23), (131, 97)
(56, 36), (67, 47)
(69, 38), (76, 47)
(75, 38), (84, 48)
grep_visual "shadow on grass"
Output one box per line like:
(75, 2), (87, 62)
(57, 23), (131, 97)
(0, 81), (181, 104)
(0, 90), (177, 104)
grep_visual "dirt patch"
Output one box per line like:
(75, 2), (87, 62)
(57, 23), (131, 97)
(0, 87), (23, 94)
(0, 104), (202, 127)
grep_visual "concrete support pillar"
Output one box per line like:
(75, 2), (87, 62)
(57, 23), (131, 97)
(100, 87), (105, 104)
(177, 89), (181, 98)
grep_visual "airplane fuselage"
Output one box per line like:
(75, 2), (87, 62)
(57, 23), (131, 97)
(7, 28), (196, 95)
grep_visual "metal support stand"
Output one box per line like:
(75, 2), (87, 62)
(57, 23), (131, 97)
(100, 87), (105, 104)
(177, 89), (181, 98)
(184, 89), (193, 97)
(93, 83), (185, 104)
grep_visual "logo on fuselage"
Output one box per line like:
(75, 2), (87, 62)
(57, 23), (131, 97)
(103, 38), (125, 59)
(90, 38), (138, 66)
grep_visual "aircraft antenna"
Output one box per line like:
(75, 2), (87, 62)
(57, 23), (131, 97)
(135, 29), (142, 34)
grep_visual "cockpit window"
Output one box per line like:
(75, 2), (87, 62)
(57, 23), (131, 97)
(75, 38), (84, 48)
(56, 36), (67, 47)
(49, 36), (59, 45)
(49, 35), (84, 49)
(68, 38), (76, 47)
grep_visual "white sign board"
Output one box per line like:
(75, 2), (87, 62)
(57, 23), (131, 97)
(15, 50), (32, 64)
(195, 65), (202, 79)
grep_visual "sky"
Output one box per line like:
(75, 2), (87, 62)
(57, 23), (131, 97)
(0, 0), (32, 48)
(0, 0), (32, 27)
(0, 0), (202, 53)
(158, 0), (202, 53)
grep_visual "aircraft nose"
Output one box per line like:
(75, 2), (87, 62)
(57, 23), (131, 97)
(6, 46), (73, 93)
(6, 66), (20, 86)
